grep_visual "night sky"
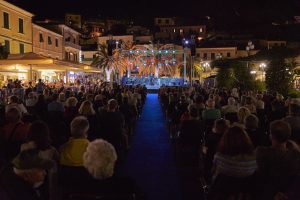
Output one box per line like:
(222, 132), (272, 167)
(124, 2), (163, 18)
(7, 0), (300, 25)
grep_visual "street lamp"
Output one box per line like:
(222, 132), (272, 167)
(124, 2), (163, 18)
(245, 41), (255, 69)
(182, 38), (189, 82)
(259, 63), (267, 81)
(246, 41), (255, 56)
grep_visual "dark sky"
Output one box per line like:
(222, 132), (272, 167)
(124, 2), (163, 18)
(7, 0), (300, 25)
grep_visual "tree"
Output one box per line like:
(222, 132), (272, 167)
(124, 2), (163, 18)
(91, 44), (119, 82)
(178, 57), (203, 80)
(231, 62), (256, 90)
(91, 42), (137, 81)
(265, 58), (295, 96)
(214, 59), (255, 89)
(0, 44), (8, 59)
(216, 66), (235, 88)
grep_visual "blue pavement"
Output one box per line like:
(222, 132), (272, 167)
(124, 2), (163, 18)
(123, 93), (181, 200)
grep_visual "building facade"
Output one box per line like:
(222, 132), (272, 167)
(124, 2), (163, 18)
(0, 0), (33, 54)
(196, 47), (238, 60)
(60, 25), (81, 63)
(154, 17), (176, 26)
(97, 35), (134, 46)
(32, 23), (63, 60)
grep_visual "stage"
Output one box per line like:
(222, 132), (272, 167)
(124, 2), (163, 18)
(122, 77), (184, 90)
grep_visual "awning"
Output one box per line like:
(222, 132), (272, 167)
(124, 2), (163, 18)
(0, 52), (53, 65)
(0, 52), (101, 73)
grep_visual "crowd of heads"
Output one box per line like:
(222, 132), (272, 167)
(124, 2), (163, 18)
(159, 85), (300, 199)
(0, 81), (147, 199)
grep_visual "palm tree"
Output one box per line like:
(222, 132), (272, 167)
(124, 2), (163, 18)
(91, 44), (114, 81)
(177, 57), (205, 81)
(91, 43), (132, 82)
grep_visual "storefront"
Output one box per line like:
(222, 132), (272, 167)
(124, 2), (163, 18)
(0, 53), (101, 87)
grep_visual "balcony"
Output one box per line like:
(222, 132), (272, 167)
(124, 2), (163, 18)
(65, 41), (81, 50)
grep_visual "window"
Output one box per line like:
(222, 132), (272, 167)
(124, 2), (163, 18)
(203, 53), (207, 59)
(18, 18), (24, 33)
(55, 38), (58, 47)
(157, 19), (161, 24)
(4, 40), (10, 53)
(39, 33), (44, 42)
(180, 29), (183, 34)
(199, 28), (203, 33)
(165, 19), (169, 24)
(3, 12), (9, 29)
(73, 38), (76, 44)
(211, 53), (215, 60)
(93, 54), (96, 59)
(227, 52), (231, 57)
(196, 53), (200, 57)
(19, 43), (24, 54)
(74, 54), (77, 62)
(48, 36), (52, 45)
(65, 52), (69, 60)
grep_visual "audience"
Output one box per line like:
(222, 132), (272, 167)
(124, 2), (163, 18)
(283, 103), (300, 143)
(0, 149), (54, 200)
(59, 116), (89, 167)
(244, 114), (269, 147)
(0, 108), (30, 161)
(1, 81), (300, 200)
(256, 120), (300, 199)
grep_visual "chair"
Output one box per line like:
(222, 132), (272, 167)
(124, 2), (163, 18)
(68, 193), (136, 200)
(58, 165), (91, 199)
(208, 174), (256, 200)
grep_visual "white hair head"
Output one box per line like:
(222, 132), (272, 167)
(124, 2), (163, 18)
(83, 139), (117, 180)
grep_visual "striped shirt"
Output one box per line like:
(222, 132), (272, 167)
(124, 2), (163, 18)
(213, 153), (257, 179)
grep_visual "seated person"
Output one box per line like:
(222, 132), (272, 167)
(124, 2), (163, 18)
(283, 103), (300, 144)
(204, 119), (229, 182)
(5, 95), (27, 115)
(256, 120), (300, 199)
(212, 126), (257, 180)
(221, 97), (238, 115)
(60, 139), (145, 200)
(244, 114), (269, 147)
(178, 104), (204, 147)
(209, 126), (257, 199)
(59, 116), (89, 167)
(0, 149), (54, 200)
(202, 99), (221, 122)
(0, 108), (30, 161)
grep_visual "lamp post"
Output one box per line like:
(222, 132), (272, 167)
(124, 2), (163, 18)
(245, 41), (255, 69)
(246, 41), (254, 56)
(183, 39), (189, 82)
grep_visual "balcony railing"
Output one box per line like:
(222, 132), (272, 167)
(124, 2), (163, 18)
(65, 41), (81, 50)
